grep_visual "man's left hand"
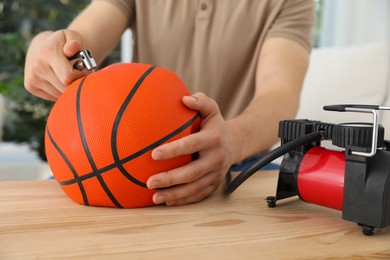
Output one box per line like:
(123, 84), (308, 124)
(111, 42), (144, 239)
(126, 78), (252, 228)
(146, 92), (235, 206)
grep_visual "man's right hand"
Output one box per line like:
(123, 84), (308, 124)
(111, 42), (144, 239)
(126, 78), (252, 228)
(24, 29), (87, 101)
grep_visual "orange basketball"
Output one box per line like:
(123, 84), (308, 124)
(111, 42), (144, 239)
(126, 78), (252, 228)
(45, 63), (200, 208)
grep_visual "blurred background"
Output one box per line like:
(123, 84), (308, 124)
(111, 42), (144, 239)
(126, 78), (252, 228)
(0, 0), (389, 180)
(0, 0), (120, 179)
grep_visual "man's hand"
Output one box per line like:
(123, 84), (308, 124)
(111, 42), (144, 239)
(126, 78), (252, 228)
(24, 29), (86, 101)
(147, 92), (237, 206)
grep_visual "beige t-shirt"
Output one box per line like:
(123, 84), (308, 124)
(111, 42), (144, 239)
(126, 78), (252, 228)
(95, 0), (315, 119)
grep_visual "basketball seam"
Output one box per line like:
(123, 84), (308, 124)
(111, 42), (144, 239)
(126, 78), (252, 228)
(111, 65), (157, 188)
(46, 128), (90, 206)
(76, 76), (123, 208)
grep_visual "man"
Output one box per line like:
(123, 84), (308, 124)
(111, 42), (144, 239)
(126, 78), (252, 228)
(24, 0), (315, 206)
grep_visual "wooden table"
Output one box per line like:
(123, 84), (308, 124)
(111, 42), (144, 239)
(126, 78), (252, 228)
(1, 170), (389, 259)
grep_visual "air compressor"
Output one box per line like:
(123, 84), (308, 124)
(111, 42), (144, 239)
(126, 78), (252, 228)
(225, 104), (390, 236)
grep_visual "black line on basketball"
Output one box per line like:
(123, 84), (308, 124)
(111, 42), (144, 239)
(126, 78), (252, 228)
(76, 77), (97, 172)
(111, 65), (156, 188)
(46, 127), (90, 206)
(76, 76), (123, 208)
(58, 113), (200, 186)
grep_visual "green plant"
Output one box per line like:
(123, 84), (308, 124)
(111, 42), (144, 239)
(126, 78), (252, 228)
(0, 0), (90, 161)
(0, 33), (53, 160)
(0, 0), (120, 161)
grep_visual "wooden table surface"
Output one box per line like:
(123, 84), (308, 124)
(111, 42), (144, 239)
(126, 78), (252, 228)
(0, 170), (389, 259)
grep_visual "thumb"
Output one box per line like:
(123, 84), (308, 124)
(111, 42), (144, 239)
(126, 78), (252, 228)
(183, 92), (220, 118)
(62, 29), (83, 58)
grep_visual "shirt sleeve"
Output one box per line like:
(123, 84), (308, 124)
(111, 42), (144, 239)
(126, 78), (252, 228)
(266, 0), (316, 50)
(93, 0), (134, 26)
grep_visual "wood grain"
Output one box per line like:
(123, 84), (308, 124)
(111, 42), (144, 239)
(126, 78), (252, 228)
(0, 171), (389, 259)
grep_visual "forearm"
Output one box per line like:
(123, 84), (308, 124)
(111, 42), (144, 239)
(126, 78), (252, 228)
(225, 37), (310, 164)
(225, 89), (300, 164)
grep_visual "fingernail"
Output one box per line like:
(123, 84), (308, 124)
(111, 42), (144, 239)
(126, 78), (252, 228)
(154, 195), (165, 205)
(190, 95), (198, 102)
(148, 180), (160, 190)
(152, 150), (163, 160)
(184, 95), (197, 102)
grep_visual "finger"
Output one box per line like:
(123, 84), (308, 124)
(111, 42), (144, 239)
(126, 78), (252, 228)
(30, 87), (58, 102)
(35, 80), (63, 101)
(52, 53), (86, 87)
(62, 29), (83, 58)
(50, 30), (86, 86)
(152, 171), (219, 206)
(151, 131), (211, 160)
(24, 62), (65, 100)
(147, 156), (212, 189)
(182, 92), (220, 118)
(166, 185), (217, 206)
(25, 75), (63, 101)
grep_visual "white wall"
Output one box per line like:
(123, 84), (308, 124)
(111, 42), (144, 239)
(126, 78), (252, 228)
(319, 0), (390, 47)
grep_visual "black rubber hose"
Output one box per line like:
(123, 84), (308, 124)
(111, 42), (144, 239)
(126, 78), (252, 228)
(224, 131), (324, 195)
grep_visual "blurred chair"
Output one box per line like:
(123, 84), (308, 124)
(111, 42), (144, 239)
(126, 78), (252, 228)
(296, 42), (390, 139)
